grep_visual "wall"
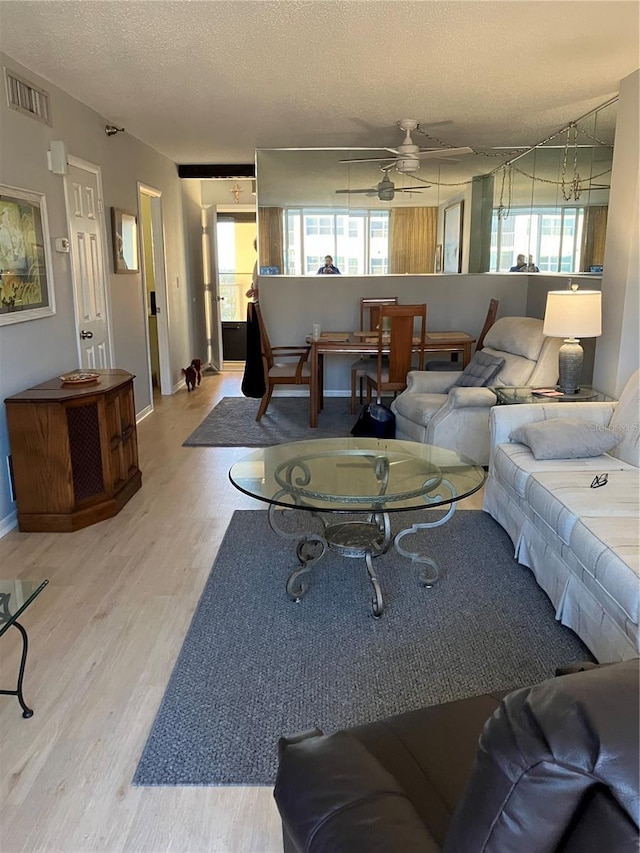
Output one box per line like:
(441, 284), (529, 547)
(0, 52), (194, 534)
(593, 69), (640, 397)
(261, 273), (529, 394)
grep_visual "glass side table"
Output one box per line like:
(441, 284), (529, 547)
(492, 386), (612, 405)
(0, 579), (49, 718)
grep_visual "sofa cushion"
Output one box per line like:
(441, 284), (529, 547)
(569, 516), (640, 629)
(275, 729), (441, 853)
(525, 470), (640, 545)
(510, 418), (622, 460)
(492, 443), (629, 500)
(607, 369), (640, 468)
(453, 352), (505, 387)
(392, 392), (448, 427)
(483, 317), (546, 361)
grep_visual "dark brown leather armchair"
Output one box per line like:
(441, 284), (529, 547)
(274, 660), (639, 852)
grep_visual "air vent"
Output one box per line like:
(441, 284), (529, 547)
(4, 68), (51, 125)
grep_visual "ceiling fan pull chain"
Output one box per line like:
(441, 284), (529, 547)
(561, 125), (574, 201)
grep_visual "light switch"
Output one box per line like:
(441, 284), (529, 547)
(55, 237), (70, 252)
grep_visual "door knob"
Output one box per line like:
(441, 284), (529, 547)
(80, 330), (93, 339)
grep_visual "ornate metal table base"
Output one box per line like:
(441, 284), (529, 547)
(268, 484), (457, 618)
(0, 620), (34, 718)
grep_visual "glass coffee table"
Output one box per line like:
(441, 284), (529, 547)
(229, 438), (484, 617)
(0, 579), (49, 717)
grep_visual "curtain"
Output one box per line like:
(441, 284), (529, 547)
(258, 207), (284, 273)
(581, 205), (608, 271)
(389, 207), (438, 273)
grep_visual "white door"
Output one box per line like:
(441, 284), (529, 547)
(64, 160), (112, 368)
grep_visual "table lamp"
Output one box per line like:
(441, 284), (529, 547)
(543, 284), (602, 394)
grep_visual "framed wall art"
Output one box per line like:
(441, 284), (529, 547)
(443, 202), (464, 273)
(111, 207), (139, 273)
(0, 185), (56, 325)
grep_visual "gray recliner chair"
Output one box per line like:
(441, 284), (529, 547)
(391, 317), (562, 465)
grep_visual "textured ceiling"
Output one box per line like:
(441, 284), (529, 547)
(0, 0), (638, 164)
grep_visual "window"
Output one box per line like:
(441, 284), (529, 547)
(491, 207), (584, 272)
(283, 209), (390, 275)
(216, 217), (256, 320)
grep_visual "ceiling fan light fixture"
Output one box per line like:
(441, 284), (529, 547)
(396, 157), (420, 173)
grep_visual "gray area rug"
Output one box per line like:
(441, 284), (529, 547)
(133, 509), (591, 786)
(183, 396), (357, 446)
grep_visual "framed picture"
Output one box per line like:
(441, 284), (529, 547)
(443, 202), (464, 273)
(111, 207), (139, 273)
(0, 185), (55, 325)
(434, 243), (443, 273)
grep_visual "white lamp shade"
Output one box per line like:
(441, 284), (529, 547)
(543, 290), (602, 338)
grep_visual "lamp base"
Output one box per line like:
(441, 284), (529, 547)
(558, 339), (583, 394)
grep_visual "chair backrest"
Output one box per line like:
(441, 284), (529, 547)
(476, 298), (499, 351)
(360, 296), (399, 331)
(374, 304), (427, 399)
(482, 316), (561, 387)
(445, 660), (639, 853)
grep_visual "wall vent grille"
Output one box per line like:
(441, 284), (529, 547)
(4, 68), (51, 125)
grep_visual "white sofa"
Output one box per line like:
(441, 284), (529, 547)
(483, 369), (640, 663)
(392, 317), (562, 465)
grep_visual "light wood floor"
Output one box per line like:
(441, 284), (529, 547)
(0, 371), (483, 853)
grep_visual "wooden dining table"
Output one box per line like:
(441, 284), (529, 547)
(307, 330), (476, 427)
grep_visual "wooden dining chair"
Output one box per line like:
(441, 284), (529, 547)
(364, 304), (427, 404)
(425, 297), (499, 371)
(350, 296), (399, 413)
(253, 302), (312, 421)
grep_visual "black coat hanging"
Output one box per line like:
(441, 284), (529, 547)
(241, 302), (266, 398)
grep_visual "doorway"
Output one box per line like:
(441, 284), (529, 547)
(138, 184), (171, 397)
(215, 210), (256, 364)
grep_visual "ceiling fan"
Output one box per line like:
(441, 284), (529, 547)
(335, 167), (428, 201)
(340, 119), (474, 174)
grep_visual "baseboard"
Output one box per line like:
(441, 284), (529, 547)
(136, 403), (154, 424)
(0, 509), (17, 539)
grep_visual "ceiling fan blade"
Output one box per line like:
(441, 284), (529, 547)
(394, 187), (426, 193)
(339, 157), (395, 164)
(335, 188), (378, 194)
(416, 146), (474, 160)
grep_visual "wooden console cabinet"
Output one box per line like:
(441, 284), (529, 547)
(5, 369), (142, 532)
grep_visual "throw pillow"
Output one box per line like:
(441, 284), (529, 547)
(453, 351), (505, 387)
(510, 418), (622, 460)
